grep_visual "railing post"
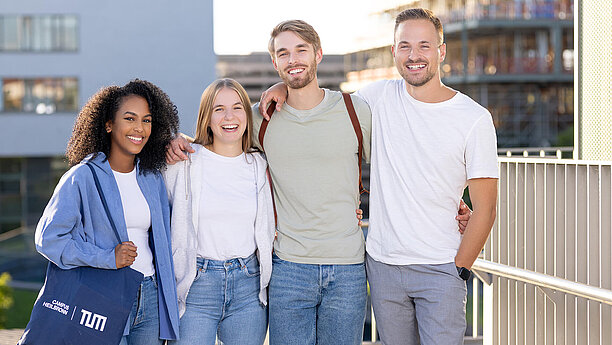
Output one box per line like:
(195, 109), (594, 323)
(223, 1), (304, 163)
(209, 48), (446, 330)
(371, 308), (377, 342)
(472, 277), (479, 338)
(482, 276), (494, 345)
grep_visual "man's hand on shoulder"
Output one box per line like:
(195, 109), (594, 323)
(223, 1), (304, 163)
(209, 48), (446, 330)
(165, 133), (195, 165)
(259, 82), (288, 120)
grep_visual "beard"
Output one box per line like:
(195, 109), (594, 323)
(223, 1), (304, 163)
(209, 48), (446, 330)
(278, 58), (317, 89)
(396, 58), (437, 87)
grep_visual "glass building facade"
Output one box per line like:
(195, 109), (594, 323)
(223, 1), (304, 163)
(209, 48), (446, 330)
(342, 0), (574, 147)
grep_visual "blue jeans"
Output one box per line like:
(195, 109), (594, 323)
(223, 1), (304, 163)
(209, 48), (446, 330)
(169, 253), (267, 345)
(119, 275), (163, 345)
(268, 253), (367, 345)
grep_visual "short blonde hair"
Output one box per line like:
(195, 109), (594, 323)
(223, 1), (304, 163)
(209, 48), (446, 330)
(268, 20), (321, 58)
(193, 78), (254, 152)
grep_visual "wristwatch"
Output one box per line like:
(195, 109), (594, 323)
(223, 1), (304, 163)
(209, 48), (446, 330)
(456, 266), (471, 281)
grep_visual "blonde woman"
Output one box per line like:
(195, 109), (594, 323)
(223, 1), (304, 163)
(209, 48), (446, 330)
(164, 79), (275, 345)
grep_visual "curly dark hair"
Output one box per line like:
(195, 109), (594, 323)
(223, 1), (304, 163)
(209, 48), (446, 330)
(66, 79), (179, 173)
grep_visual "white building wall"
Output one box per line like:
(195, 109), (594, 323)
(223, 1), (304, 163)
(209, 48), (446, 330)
(0, 0), (216, 157)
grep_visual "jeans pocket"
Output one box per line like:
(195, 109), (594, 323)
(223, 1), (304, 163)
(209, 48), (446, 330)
(242, 263), (261, 278)
(448, 263), (464, 282)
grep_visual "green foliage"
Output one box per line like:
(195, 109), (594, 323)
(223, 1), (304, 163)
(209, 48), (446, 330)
(3, 288), (38, 329)
(0, 272), (15, 328)
(556, 126), (574, 147)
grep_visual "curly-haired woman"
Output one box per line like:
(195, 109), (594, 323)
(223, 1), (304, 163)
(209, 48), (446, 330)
(33, 79), (180, 344)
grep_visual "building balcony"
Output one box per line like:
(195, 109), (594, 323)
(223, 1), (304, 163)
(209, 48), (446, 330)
(440, 1), (573, 26)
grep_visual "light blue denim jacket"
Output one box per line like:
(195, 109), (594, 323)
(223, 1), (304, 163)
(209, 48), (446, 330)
(34, 153), (180, 340)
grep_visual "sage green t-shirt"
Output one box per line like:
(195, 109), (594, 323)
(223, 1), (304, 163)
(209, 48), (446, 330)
(253, 89), (372, 264)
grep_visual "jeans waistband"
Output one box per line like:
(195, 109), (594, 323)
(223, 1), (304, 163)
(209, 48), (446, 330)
(196, 252), (258, 271)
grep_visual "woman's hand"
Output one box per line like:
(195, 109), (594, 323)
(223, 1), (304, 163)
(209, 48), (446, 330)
(356, 208), (364, 227)
(456, 199), (472, 234)
(115, 241), (138, 268)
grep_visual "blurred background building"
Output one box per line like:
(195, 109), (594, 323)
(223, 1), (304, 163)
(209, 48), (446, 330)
(0, 0), (578, 279)
(340, 0), (574, 148)
(215, 0), (575, 218)
(1, 1), (577, 276)
(0, 0), (215, 285)
(217, 53), (346, 102)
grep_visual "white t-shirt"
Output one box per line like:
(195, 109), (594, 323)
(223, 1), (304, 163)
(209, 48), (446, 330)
(112, 168), (154, 276)
(196, 148), (257, 261)
(356, 79), (499, 265)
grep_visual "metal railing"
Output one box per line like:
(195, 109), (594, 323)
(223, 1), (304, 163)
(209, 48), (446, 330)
(362, 156), (612, 344)
(498, 146), (573, 159)
(473, 157), (612, 344)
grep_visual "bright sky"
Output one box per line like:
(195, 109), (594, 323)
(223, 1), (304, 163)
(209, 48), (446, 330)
(213, 0), (394, 55)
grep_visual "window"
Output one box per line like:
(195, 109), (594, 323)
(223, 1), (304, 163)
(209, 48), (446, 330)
(2, 78), (78, 114)
(0, 15), (78, 52)
(0, 157), (68, 234)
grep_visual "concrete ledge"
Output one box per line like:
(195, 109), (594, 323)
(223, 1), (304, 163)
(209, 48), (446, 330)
(0, 329), (24, 345)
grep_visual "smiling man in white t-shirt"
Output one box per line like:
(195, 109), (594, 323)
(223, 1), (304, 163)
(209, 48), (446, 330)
(259, 8), (500, 345)
(353, 8), (498, 345)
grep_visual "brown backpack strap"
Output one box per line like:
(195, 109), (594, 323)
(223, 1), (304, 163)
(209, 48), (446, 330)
(266, 167), (278, 228)
(342, 93), (368, 194)
(258, 101), (277, 151)
(259, 101), (278, 227)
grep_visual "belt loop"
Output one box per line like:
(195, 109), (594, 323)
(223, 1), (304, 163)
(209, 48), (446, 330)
(202, 258), (209, 272)
(237, 257), (246, 268)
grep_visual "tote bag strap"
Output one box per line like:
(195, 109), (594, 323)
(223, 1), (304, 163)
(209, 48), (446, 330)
(86, 162), (122, 245)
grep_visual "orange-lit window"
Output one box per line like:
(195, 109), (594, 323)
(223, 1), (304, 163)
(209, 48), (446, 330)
(2, 78), (78, 114)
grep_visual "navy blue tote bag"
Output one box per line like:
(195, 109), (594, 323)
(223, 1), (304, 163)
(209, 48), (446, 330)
(19, 163), (144, 345)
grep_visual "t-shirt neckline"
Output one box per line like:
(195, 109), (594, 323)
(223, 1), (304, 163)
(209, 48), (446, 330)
(400, 79), (460, 107)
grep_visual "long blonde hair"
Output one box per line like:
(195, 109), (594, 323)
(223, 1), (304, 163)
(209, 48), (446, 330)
(193, 78), (254, 152)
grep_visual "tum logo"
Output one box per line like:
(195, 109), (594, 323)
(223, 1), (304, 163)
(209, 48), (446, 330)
(79, 309), (107, 332)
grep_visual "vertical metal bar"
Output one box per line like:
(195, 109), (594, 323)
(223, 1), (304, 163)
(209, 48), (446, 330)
(588, 165), (601, 344)
(483, 272), (494, 345)
(525, 163), (536, 343)
(601, 165), (612, 345)
(517, 162), (526, 344)
(576, 165), (588, 344)
(535, 163), (546, 345)
(545, 163), (556, 344)
(493, 161), (501, 345)
(509, 161), (517, 345)
(500, 161), (509, 345)
(555, 163), (567, 345)
(565, 164), (577, 343)
(473, 277), (479, 338)
(371, 307), (377, 342)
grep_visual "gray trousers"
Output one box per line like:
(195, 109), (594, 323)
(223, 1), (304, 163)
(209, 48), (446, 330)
(366, 254), (467, 345)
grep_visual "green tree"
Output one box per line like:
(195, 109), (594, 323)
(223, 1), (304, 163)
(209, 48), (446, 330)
(0, 272), (15, 328)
